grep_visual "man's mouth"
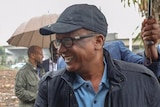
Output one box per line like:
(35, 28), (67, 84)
(64, 56), (73, 63)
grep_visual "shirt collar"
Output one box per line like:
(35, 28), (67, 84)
(73, 57), (109, 90)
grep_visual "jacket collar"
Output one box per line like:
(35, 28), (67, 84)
(103, 49), (126, 86)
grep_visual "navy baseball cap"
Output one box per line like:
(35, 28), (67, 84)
(40, 4), (108, 37)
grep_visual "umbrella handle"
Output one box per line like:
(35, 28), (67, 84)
(145, 0), (153, 64)
(148, 0), (152, 18)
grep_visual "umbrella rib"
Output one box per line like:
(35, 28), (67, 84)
(16, 33), (24, 47)
(28, 31), (34, 47)
(42, 35), (44, 48)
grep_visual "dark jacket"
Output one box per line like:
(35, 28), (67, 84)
(35, 49), (160, 107)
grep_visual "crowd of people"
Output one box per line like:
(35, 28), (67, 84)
(14, 3), (160, 107)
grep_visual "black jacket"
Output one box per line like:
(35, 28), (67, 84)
(35, 49), (160, 107)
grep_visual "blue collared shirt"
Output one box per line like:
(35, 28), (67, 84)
(73, 59), (109, 107)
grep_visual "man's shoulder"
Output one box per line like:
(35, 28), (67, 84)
(103, 40), (125, 51)
(16, 63), (33, 77)
(113, 59), (155, 77)
(104, 40), (124, 46)
(39, 68), (66, 84)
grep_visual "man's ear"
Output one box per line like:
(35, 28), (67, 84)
(30, 53), (35, 59)
(95, 34), (105, 49)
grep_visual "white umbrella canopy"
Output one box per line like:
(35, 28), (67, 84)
(7, 13), (58, 48)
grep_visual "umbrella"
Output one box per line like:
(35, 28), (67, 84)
(7, 13), (59, 48)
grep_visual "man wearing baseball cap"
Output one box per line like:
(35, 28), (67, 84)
(35, 4), (160, 107)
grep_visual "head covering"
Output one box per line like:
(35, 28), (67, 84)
(40, 4), (108, 37)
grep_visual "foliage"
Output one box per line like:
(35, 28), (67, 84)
(121, 0), (160, 22)
(121, 0), (157, 17)
(121, 0), (160, 44)
(0, 46), (5, 55)
(0, 46), (7, 65)
(0, 65), (11, 70)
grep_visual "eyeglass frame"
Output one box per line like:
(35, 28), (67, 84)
(53, 33), (98, 49)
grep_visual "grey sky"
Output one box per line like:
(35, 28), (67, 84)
(0, 0), (143, 46)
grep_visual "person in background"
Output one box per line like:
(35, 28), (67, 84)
(15, 45), (45, 107)
(35, 4), (160, 107)
(42, 40), (66, 72)
(104, 40), (160, 79)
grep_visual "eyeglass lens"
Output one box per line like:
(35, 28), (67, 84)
(54, 33), (97, 49)
(53, 38), (73, 48)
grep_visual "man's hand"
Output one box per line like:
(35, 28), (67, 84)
(141, 18), (160, 44)
(141, 18), (160, 62)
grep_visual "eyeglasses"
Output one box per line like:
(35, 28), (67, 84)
(53, 33), (97, 49)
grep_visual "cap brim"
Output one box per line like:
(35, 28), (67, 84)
(40, 22), (82, 35)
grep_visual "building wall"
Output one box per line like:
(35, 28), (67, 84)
(4, 46), (51, 65)
(105, 33), (144, 53)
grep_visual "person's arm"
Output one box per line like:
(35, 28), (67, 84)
(141, 18), (160, 79)
(104, 40), (150, 64)
(149, 45), (160, 81)
(118, 40), (160, 78)
(141, 18), (160, 62)
(104, 40), (160, 78)
(117, 40), (144, 64)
